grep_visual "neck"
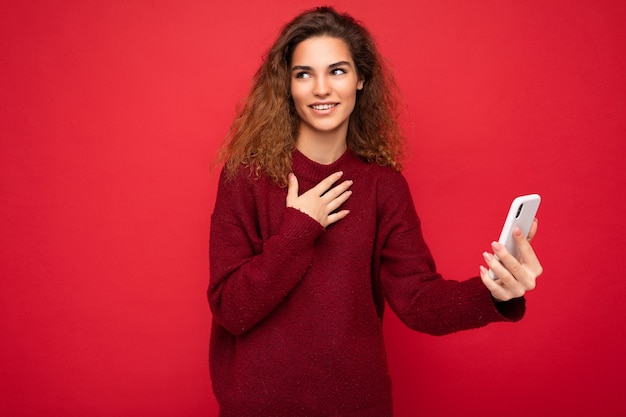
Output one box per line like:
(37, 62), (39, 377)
(295, 125), (348, 165)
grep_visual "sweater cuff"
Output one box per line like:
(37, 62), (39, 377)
(280, 207), (325, 243)
(494, 296), (526, 322)
(465, 276), (526, 323)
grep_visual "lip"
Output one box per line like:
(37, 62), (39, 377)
(309, 102), (339, 113)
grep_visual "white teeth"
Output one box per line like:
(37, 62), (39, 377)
(312, 104), (336, 110)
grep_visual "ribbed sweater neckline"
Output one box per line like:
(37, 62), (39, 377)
(292, 148), (356, 182)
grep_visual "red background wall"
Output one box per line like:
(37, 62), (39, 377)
(1, 1), (625, 416)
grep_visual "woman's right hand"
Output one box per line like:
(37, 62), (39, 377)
(286, 171), (353, 227)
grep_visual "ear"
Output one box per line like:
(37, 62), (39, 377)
(357, 79), (364, 90)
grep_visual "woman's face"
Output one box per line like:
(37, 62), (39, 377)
(290, 36), (364, 140)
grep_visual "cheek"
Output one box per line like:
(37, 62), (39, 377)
(289, 88), (306, 118)
(340, 86), (358, 110)
(290, 90), (303, 110)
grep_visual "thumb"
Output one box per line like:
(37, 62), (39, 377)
(286, 173), (298, 206)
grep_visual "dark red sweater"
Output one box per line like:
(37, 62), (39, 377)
(208, 149), (524, 417)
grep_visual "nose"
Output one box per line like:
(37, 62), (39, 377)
(313, 75), (330, 97)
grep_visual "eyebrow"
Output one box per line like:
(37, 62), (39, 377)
(291, 61), (353, 72)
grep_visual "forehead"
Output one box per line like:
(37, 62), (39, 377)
(291, 36), (353, 66)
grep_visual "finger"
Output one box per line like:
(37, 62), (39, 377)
(325, 209), (350, 226)
(286, 173), (299, 206)
(312, 171), (344, 195)
(490, 241), (520, 275)
(514, 231), (544, 279)
(491, 241), (536, 291)
(482, 254), (527, 299)
(326, 189), (352, 213)
(512, 227), (531, 255)
(322, 179), (353, 202)
(483, 250), (513, 283)
(513, 229), (539, 265)
(479, 265), (511, 302)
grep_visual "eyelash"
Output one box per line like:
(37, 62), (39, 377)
(294, 68), (348, 79)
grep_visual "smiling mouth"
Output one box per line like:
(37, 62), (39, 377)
(311, 103), (337, 110)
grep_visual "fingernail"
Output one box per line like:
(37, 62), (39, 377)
(491, 241), (503, 252)
(483, 252), (493, 262)
(513, 228), (523, 237)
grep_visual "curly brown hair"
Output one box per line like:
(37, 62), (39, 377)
(218, 6), (406, 186)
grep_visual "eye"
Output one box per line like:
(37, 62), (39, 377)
(294, 71), (311, 79)
(331, 68), (347, 76)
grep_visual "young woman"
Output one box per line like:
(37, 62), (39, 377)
(208, 7), (542, 417)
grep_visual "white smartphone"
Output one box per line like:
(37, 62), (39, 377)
(489, 194), (541, 279)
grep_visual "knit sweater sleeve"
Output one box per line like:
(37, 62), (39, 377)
(377, 172), (525, 336)
(208, 168), (325, 335)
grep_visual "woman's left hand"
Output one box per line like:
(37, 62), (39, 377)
(479, 218), (543, 302)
